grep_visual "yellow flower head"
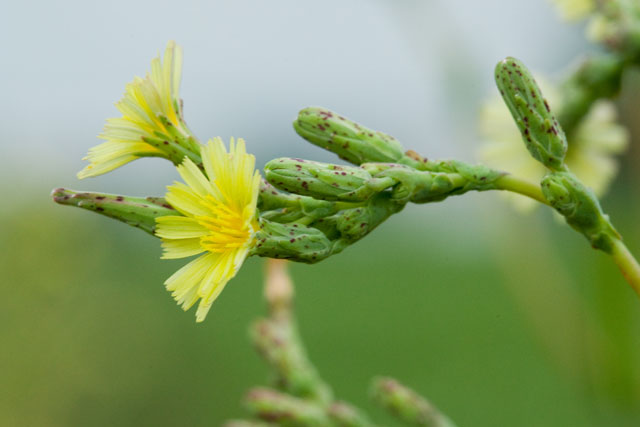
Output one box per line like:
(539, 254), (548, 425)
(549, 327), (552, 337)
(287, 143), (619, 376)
(549, 0), (595, 21)
(155, 137), (261, 322)
(78, 41), (194, 179)
(479, 79), (628, 211)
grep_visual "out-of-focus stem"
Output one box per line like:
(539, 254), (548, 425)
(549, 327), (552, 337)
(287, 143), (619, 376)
(264, 259), (294, 316)
(611, 238), (640, 297)
(252, 260), (333, 405)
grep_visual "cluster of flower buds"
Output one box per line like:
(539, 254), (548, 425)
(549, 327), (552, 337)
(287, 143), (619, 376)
(52, 41), (634, 319)
(54, 42), (513, 321)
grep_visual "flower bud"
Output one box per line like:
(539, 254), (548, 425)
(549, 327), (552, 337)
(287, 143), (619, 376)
(51, 188), (176, 235)
(541, 172), (619, 252)
(244, 388), (331, 425)
(265, 158), (385, 202)
(294, 107), (405, 165)
(371, 377), (456, 427)
(251, 219), (333, 263)
(495, 57), (567, 171)
(257, 179), (337, 224)
(314, 193), (404, 246)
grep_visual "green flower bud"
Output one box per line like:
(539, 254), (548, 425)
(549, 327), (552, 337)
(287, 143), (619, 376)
(327, 402), (373, 427)
(51, 188), (175, 235)
(294, 107), (405, 165)
(265, 157), (394, 202)
(541, 172), (619, 252)
(244, 388), (332, 425)
(313, 193), (404, 245)
(371, 377), (457, 427)
(257, 179), (336, 223)
(251, 219), (333, 263)
(495, 57), (567, 171)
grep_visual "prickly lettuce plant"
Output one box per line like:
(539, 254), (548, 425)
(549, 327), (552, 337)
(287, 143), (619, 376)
(52, 1), (640, 424)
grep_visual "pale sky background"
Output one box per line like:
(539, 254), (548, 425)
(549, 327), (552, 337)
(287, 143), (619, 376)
(1, 0), (589, 198)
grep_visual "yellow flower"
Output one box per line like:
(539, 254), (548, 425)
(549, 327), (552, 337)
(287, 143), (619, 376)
(479, 80), (628, 211)
(78, 41), (197, 179)
(155, 137), (261, 322)
(549, 0), (595, 21)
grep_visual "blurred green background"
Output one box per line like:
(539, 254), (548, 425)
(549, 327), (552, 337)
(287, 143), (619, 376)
(3, 1), (640, 426)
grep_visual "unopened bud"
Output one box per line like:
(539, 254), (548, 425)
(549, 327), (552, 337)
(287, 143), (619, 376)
(371, 377), (456, 427)
(541, 172), (619, 252)
(314, 193), (404, 246)
(244, 388), (330, 425)
(251, 219), (333, 263)
(495, 57), (567, 171)
(51, 188), (176, 235)
(265, 158), (390, 202)
(294, 107), (405, 165)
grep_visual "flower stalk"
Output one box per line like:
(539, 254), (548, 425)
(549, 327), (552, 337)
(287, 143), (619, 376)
(229, 259), (453, 426)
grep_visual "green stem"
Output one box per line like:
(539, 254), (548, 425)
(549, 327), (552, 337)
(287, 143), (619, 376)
(493, 175), (640, 299)
(611, 238), (640, 297)
(493, 174), (550, 206)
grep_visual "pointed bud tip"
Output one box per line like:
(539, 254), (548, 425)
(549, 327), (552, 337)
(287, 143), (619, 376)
(51, 188), (72, 204)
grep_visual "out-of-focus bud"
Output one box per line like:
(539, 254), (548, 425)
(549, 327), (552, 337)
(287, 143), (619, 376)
(541, 172), (619, 252)
(294, 107), (405, 165)
(371, 377), (457, 427)
(244, 388), (331, 425)
(251, 219), (333, 263)
(495, 57), (567, 171)
(51, 188), (176, 235)
(265, 157), (393, 202)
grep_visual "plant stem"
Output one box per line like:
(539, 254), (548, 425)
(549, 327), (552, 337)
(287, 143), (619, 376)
(493, 174), (550, 206)
(493, 174), (640, 298)
(611, 238), (640, 297)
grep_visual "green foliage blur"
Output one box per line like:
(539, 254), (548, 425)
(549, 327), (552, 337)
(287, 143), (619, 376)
(3, 148), (640, 426)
